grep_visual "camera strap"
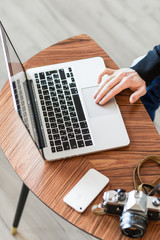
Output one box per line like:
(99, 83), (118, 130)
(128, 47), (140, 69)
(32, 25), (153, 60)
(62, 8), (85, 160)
(133, 155), (160, 196)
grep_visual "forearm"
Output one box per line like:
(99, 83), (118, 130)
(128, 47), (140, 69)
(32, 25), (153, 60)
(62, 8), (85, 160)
(131, 45), (160, 86)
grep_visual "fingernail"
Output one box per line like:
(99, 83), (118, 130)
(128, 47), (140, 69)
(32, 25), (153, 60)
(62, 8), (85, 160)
(95, 96), (99, 103)
(99, 100), (103, 105)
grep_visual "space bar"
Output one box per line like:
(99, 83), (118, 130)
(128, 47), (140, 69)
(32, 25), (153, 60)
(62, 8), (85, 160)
(72, 94), (86, 121)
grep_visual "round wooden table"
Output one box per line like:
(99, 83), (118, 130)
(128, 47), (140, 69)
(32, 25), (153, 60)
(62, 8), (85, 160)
(0, 35), (160, 240)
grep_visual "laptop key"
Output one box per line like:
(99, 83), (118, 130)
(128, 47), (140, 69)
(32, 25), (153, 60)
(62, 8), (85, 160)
(49, 135), (53, 140)
(66, 127), (73, 133)
(63, 141), (70, 150)
(69, 139), (77, 149)
(59, 124), (65, 130)
(73, 123), (79, 128)
(69, 83), (76, 88)
(59, 69), (66, 80)
(52, 96), (58, 102)
(46, 123), (50, 128)
(51, 147), (56, 152)
(70, 112), (76, 117)
(47, 106), (53, 112)
(57, 89), (63, 94)
(62, 80), (67, 85)
(42, 85), (48, 90)
(46, 101), (52, 106)
(50, 87), (55, 91)
(41, 80), (46, 85)
(77, 140), (84, 148)
(85, 140), (93, 146)
(64, 90), (70, 96)
(56, 113), (62, 119)
(39, 72), (45, 79)
(64, 116), (70, 122)
(62, 110), (69, 116)
(55, 140), (61, 146)
(48, 112), (54, 117)
(44, 96), (50, 101)
(47, 129), (51, 134)
(71, 88), (78, 95)
(61, 135), (68, 141)
(74, 128), (81, 134)
(65, 121), (71, 127)
(76, 134), (82, 140)
(47, 76), (52, 81)
(42, 106), (46, 111)
(50, 141), (54, 146)
(53, 102), (59, 108)
(53, 74), (59, 79)
(43, 111), (47, 117)
(67, 101), (74, 106)
(60, 99), (65, 105)
(56, 146), (63, 152)
(60, 130), (66, 135)
(52, 128), (58, 134)
(63, 85), (69, 91)
(55, 84), (61, 89)
(51, 122), (57, 128)
(57, 118), (63, 124)
(55, 79), (60, 84)
(44, 117), (49, 122)
(82, 128), (89, 134)
(84, 134), (91, 140)
(80, 121), (88, 129)
(66, 96), (72, 101)
(50, 70), (58, 74)
(51, 91), (56, 97)
(53, 134), (60, 140)
(43, 90), (49, 95)
(71, 117), (78, 123)
(54, 107), (61, 113)
(68, 133), (74, 139)
(69, 106), (75, 112)
(61, 105), (67, 110)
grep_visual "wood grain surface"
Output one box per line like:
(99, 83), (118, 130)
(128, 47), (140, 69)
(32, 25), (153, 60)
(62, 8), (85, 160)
(0, 34), (160, 240)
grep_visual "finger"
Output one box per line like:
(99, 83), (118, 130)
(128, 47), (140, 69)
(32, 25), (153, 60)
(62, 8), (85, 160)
(94, 75), (114, 99)
(98, 81), (126, 105)
(129, 86), (147, 103)
(98, 68), (115, 84)
(95, 74), (122, 103)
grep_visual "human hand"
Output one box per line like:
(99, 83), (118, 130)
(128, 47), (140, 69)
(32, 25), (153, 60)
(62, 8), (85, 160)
(94, 68), (146, 105)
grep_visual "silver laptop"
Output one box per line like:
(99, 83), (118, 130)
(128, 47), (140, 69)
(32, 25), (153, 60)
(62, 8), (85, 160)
(0, 22), (130, 161)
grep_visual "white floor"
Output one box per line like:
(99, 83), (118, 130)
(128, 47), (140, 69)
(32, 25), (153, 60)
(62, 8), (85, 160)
(0, 0), (160, 239)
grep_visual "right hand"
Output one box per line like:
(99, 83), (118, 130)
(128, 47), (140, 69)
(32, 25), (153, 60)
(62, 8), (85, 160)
(94, 68), (147, 105)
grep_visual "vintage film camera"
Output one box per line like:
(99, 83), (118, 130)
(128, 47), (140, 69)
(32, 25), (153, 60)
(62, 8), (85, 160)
(92, 189), (160, 238)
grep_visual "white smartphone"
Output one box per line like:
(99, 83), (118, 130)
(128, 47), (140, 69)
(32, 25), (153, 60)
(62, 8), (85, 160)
(63, 169), (109, 212)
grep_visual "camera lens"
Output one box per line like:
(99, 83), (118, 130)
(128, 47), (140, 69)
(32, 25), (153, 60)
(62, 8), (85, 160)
(120, 211), (148, 238)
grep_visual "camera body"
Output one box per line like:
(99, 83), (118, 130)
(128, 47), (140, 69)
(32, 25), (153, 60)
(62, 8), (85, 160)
(101, 189), (160, 238)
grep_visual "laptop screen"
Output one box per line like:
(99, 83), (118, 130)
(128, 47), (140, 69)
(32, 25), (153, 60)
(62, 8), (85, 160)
(0, 22), (27, 112)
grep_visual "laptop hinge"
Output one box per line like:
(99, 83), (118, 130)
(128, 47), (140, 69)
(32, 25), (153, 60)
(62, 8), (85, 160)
(26, 79), (45, 149)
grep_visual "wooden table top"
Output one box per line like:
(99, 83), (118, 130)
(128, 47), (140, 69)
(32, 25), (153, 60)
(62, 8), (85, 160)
(0, 34), (160, 240)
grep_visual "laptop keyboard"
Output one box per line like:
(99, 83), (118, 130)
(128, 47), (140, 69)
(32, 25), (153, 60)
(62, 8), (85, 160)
(34, 67), (93, 153)
(12, 79), (29, 128)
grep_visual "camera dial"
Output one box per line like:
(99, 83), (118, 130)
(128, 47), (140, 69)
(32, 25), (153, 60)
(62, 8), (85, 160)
(152, 198), (160, 207)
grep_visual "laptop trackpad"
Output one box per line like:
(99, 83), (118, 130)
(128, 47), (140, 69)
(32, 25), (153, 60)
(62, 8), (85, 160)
(81, 86), (117, 118)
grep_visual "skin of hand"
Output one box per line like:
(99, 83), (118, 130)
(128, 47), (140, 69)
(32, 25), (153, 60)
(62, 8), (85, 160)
(94, 68), (147, 105)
